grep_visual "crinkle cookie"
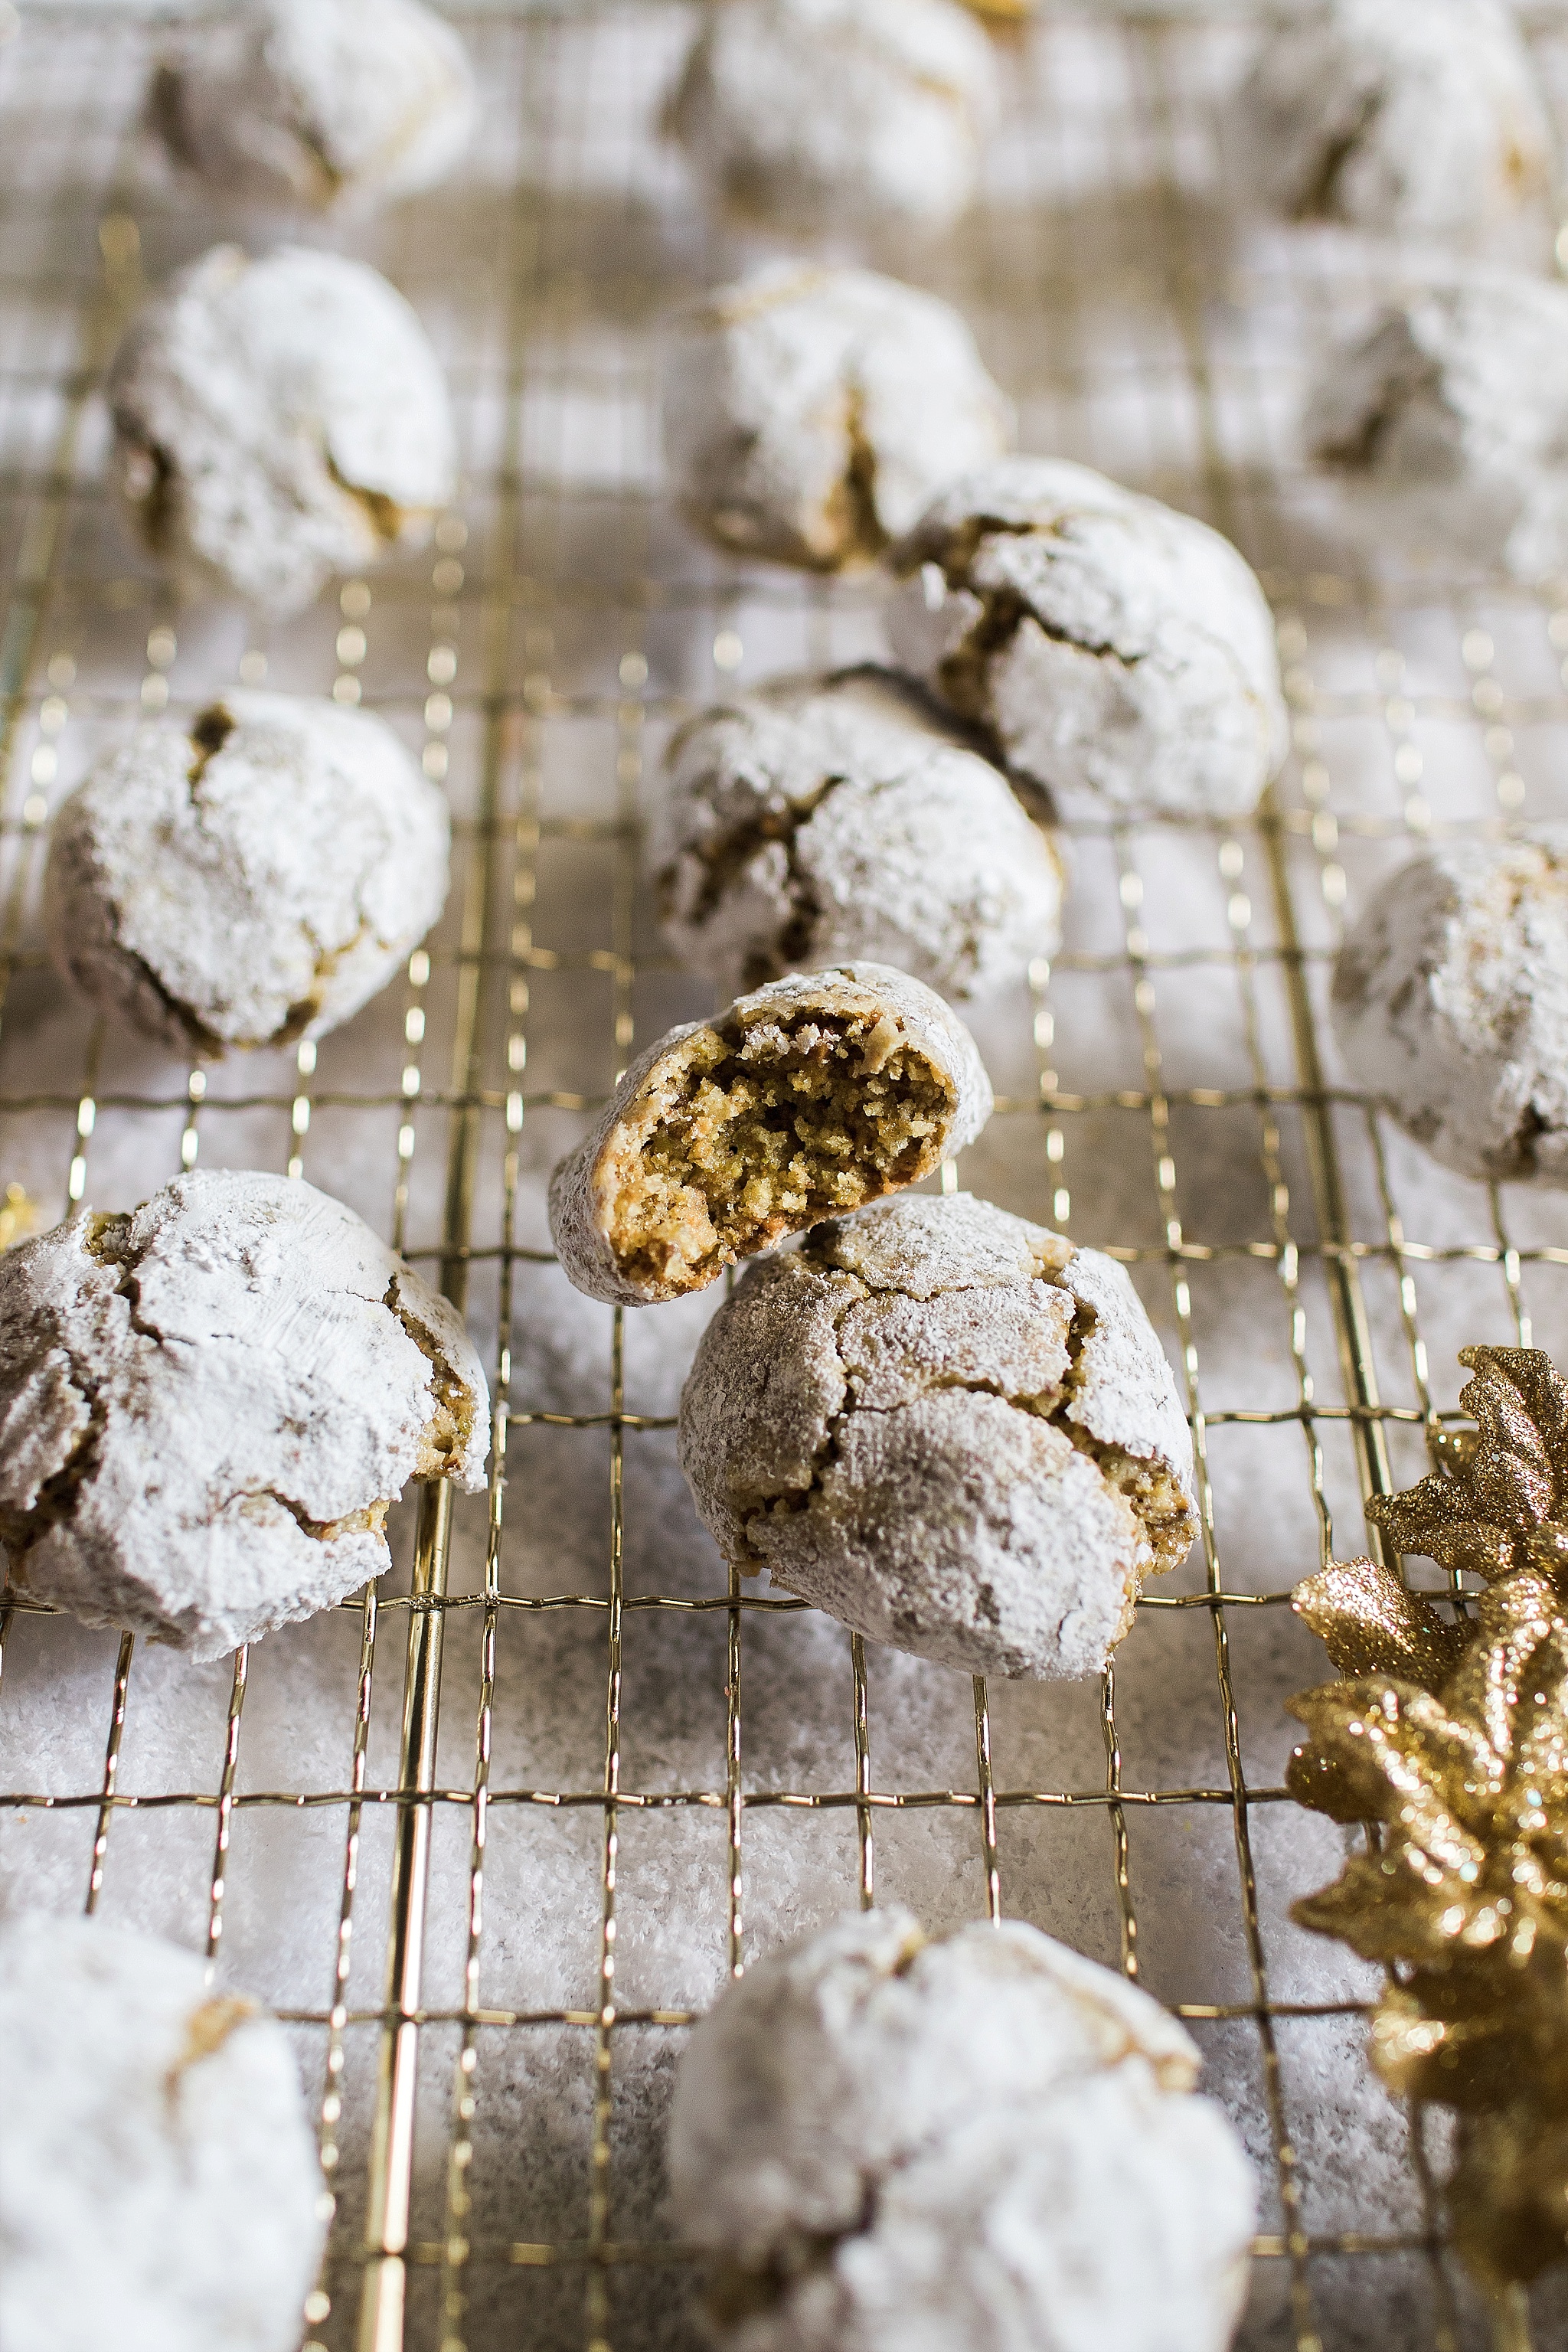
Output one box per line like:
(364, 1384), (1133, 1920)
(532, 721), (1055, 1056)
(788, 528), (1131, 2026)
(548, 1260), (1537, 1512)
(108, 243), (456, 616)
(668, 0), (998, 237)
(1306, 270), (1568, 583)
(1236, 0), (1553, 239)
(0, 1170), (489, 1659)
(1333, 832), (1568, 1187)
(45, 692), (449, 1054)
(150, 0), (476, 216)
(652, 668), (1062, 1002)
(549, 965), (992, 1308)
(664, 263), (1013, 570)
(887, 456), (1287, 822)
(678, 1191), (1197, 1678)
(668, 1906), (1256, 2352)
(0, 1914), (326, 2352)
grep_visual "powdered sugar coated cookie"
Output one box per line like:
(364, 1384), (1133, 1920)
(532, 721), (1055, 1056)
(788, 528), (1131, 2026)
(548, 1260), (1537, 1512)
(1333, 831), (1568, 1186)
(652, 668), (1062, 1001)
(664, 263), (1012, 569)
(678, 1191), (1197, 1679)
(46, 691), (449, 1054)
(1306, 269), (1568, 583)
(0, 1171), (489, 1659)
(1237, 0), (1553, 239)
(108, 244), (456, 616)
(549, 965), (993, 1308)
(151, 0), (476, 216)
(668, 1905), (1256, 2352)
(887, 456), (1287, 822)
(0, 1912), (326, 2352)
(668, 0), (998, 236)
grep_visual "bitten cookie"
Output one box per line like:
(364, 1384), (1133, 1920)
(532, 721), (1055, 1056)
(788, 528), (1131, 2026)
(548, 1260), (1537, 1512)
(663, 263), (1012, 570)
(1306, 270), (1568, 583)
(669, 1906), (1256, 2352)
(0, 1914), (326, 2352)
(652, 668), (1062, 1001)
(0, 1171), (489, 1659)
(1333, 832), (1568, 1187)
(150, 0), (476, 216)
(45, 692), (449, 1054)
(1236, 0), (1552, 239)
(668, 0), (998, 237)
(887, 457), (1287, 822)
(678, 1191), (1197, 1679)
(548, 965), (992, 1308)
(108, 244), (456, 616)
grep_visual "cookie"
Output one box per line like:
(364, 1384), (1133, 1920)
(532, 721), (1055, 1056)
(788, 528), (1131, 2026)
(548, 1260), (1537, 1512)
(652, 668), (1063, 1002)
(1306, 269), (1568, 583)
(678, 1191), (1197, 1679)
(1237, 0), (1552, 238)
(886, 456), (1287, 822)
(1333, 832), (1568, 1186)
(0, 1913), (325, 2352)
(668, 1905), (1256, 2352)
(548, 965), (992, 1308)
(45, 692), (450, 1054)
(0, 1171), (490, 1660)
(668, 0), (998, 237)
(150, 0), (476, 216)
(108, 243), (456, 616)
(664, 263), (1012, 570)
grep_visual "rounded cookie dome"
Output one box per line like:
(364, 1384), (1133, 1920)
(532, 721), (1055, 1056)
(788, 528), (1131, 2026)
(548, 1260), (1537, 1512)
(1333, 832), (1568, 1186)
(678, 1190), (1197, 1679)
(0, 1170), (489, 1659)
(46, 691), (451, 1055)
(887, 456), (1287, 823)
(669, 1905), (1256, 2352)
(652, 668), (1062, 1001)
(108, 243), (456, 616)
(668, 0), (998, 237)
(664, 263), (1012, 569)
(151, 0), (477, 216)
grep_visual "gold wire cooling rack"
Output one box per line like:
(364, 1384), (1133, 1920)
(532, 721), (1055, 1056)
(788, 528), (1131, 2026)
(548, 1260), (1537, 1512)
(5, 5), (1568, 2352)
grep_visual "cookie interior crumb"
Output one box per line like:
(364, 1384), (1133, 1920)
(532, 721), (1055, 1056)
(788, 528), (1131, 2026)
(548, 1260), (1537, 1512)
(605, 1011), (956, 1296)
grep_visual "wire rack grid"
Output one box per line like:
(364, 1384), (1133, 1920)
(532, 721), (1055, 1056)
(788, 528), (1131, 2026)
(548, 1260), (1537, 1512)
(2, 6), (1568, 2352)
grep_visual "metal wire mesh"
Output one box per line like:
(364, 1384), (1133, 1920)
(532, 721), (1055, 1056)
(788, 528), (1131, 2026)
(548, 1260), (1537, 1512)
(5, 5), (1568, 2350)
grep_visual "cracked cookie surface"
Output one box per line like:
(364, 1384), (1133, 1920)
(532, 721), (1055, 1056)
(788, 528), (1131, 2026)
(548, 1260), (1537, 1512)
(1306, 269), (1568, 583)
(0, 1913), (326, 2352)
(652, 668), (1061, 1001)
(1236, 0), (1552, 240)
(151, 0), (475, 217)
(0, 1169), (489, 1659)
(549, 964), (992, 1308)
(668, 1904), (1256, 2352)
(1334, 831), (1568, 1187)
(663, 263), (1012, 571)
(45, 691), (450, 1054)
(108, 243), (456, 616)
(886, 456), (1287, 822)
(668, 0), (998, 236)
(678, 1191), (1197, 1678)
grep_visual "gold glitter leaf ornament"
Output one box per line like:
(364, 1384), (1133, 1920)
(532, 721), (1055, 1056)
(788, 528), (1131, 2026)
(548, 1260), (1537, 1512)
(1288, 1348), (1568, 2294)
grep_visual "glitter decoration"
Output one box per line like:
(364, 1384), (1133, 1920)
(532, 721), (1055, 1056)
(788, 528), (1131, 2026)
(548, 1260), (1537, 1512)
(1289, 1347), (1568, 2295)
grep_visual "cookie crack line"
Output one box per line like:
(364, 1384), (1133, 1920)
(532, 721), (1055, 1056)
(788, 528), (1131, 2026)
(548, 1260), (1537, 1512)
(735, 1266), (1123, 1550)
(734, 1260), (1190, 1583)
(225, 1487), (390, 1545)
(382, 1272), (480, 1476)
(665, 771), (848, 983)
(83, 1211), (171, 1348)
(1299, 86), (1386, 217)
